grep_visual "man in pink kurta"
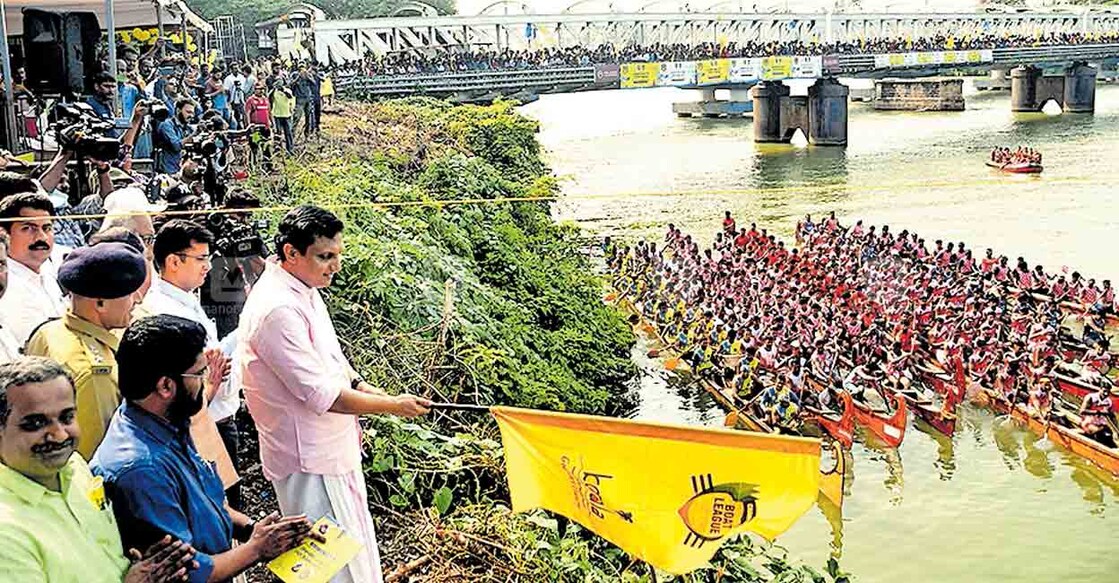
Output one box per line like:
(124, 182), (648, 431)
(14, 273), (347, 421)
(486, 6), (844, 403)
(239, 205), (431, 583)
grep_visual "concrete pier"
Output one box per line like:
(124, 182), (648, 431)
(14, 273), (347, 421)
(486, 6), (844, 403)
(750, 78), (848, 146)
(1011, 63), (1096, 113)
(873, 78), (964, 111)
(808, 78), (849, 146)
(751, 81), (792, 142)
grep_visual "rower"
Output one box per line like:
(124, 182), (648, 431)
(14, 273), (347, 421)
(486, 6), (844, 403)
(1078, 383), (1117, 448)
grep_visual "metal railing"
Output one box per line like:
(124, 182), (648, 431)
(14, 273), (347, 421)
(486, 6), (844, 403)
(336, 43), (1119, 98)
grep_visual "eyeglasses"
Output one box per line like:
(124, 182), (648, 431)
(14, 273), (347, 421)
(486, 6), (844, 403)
(140, 234), (156, 246)
(175, 252), (213, 264)
(180, 367), (208, 381)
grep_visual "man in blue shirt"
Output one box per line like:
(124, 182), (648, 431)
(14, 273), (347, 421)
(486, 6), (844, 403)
(91, 315), (318, 583)
(154, 99), (196, 175)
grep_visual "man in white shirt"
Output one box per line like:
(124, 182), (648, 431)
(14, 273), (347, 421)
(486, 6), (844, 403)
(0, 230), (21, 363)
(0, 193), (67, 346)
(142, 219), (244, 502)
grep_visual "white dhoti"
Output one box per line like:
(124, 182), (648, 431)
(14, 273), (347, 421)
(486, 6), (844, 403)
(272, 470), (384, 583)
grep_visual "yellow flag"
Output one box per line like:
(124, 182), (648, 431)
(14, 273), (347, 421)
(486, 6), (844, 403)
(493, 407), (821, 574)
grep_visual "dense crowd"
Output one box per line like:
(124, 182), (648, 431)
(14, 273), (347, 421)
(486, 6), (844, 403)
(608, 213), (1116, 444)
(331, 31), (1119, 77)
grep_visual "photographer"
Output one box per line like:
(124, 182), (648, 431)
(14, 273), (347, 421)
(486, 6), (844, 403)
(153, 99), (196, 175)
(200, 188), (266, 338)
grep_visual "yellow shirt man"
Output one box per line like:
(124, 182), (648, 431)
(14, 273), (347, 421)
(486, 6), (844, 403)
(25, 313), (121, 459)
(0, 454), (131, 581)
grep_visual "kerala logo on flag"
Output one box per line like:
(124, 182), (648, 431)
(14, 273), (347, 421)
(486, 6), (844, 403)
(678, 474), (758, 548)
(561, 455), (633, 523)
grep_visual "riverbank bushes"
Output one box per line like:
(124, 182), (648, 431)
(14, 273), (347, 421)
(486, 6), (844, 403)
(250, 98), (844, 581)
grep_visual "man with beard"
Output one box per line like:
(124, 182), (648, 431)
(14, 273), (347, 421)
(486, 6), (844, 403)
(92, 316), (319, 583)
(0, 356), (197, 581)
(25, 241), (147, 458)
(154, 98), (197, 175)
(0, 193), (67, 345)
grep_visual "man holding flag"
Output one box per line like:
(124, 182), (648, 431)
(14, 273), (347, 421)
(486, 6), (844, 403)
(238, 205), (431, 582)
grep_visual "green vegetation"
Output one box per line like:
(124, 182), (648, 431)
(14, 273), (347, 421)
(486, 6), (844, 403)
(251, 98), (847, 581)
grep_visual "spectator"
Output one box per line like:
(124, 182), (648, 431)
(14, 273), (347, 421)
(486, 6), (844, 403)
(0, 356), (197, 582)
(92, 315), (319, 583)
(0, 193), (66, 345)
(0, 230), (18, 363)
(291, 64), (317, 139)
(24, 241), (146, 458)
(270, 83), (295, 154)
(223, 65), (247, 129)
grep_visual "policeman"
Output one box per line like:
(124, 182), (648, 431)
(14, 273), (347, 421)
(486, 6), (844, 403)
(24, 241), (146, 459)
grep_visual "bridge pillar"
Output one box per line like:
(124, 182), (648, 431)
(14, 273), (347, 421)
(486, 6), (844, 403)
(751, 81), (791, 143)
(808, 78), (849, 147)
(1010, 65), (1043, 112)
(1063, 62), (1097, 113)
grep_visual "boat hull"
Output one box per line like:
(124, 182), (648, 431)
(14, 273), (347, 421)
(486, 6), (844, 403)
(977, 389), (1119, 476)
(986, 160), (1043, 174)
(850, 392), (908, 448)
(1053, 373), (1119, 412)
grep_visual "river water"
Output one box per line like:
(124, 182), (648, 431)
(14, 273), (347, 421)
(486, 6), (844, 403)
(522, 83), (1119, 582)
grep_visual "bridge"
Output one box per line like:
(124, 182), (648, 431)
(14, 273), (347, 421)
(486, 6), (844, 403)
(311, 10), (1119, 146)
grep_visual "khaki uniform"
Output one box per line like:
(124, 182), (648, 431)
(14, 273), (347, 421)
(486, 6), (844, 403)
(25, 312), (120, 459)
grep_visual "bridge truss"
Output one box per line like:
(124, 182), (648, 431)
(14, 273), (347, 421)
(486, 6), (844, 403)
(312, 11), (1119, 63)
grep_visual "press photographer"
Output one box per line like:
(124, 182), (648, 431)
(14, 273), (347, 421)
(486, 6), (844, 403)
(201, 187), (267, 337)
(153, 98), (196, 175)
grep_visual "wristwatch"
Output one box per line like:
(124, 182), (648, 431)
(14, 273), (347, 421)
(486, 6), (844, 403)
(351, 377), (363, 390)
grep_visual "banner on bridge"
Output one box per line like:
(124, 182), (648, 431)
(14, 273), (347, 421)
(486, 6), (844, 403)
(620, 62), (659, 88)
(728, 57), (761, 83)
(696, 59), (730, 85)
(656, 61), (698, 86)
(791, 56), (823, 79)
(873, 50), (994, 69)
(594, 63), (621, 84)
(760, 56), (793, 80)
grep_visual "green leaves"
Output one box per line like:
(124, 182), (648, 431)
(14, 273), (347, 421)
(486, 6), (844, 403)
(432, 486), (454, 516)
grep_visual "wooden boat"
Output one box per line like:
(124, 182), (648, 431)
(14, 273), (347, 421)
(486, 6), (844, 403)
(1053, 372), (1119, 412)
(849, 391), (908, 448)
(804, 390), (856, 449)
(976, 388), (1119, 477)
(986, 159), (1043, 174)
(895, 377), (960, 437)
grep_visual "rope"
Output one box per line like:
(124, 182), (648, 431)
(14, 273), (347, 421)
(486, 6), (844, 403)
(3, 174), (1116, 224)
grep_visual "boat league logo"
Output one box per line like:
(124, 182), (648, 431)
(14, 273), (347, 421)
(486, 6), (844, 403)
(678, 474), (759, 548)
(561, 455), (633, 523)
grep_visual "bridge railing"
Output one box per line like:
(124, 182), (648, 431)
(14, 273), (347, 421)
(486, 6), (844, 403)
(335, 44), (1119, 98)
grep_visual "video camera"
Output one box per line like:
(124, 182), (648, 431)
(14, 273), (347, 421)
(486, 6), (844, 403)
(51, 102), (121, 161)
(209, 212), (268, 258)
(137, 98), (170, 124)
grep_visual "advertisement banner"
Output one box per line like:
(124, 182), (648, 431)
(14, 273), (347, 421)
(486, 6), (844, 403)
(822, 55), (841, 75)
(791, 56), (822, 78)
(696, 59), (731, 85)
(656, 61), (697, 86)
(594, 63), (620, 84)
(979, 49), (994, 62)
(620, 62), (659, 88)
(760, 56), (792, 80)
(903, 53), (919, 67)
(916, 52), (934, 65)
(873, 54), (891, 68)
(728, 57), (760, 82)
(888, 54), (906, 67)
(966, 50), (983, 63)
(943, 51), (959, 64)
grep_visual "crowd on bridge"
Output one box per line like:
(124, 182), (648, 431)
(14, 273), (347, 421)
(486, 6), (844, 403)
(607, 213), (1116, 444)
(332, 31), (1119, 79)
